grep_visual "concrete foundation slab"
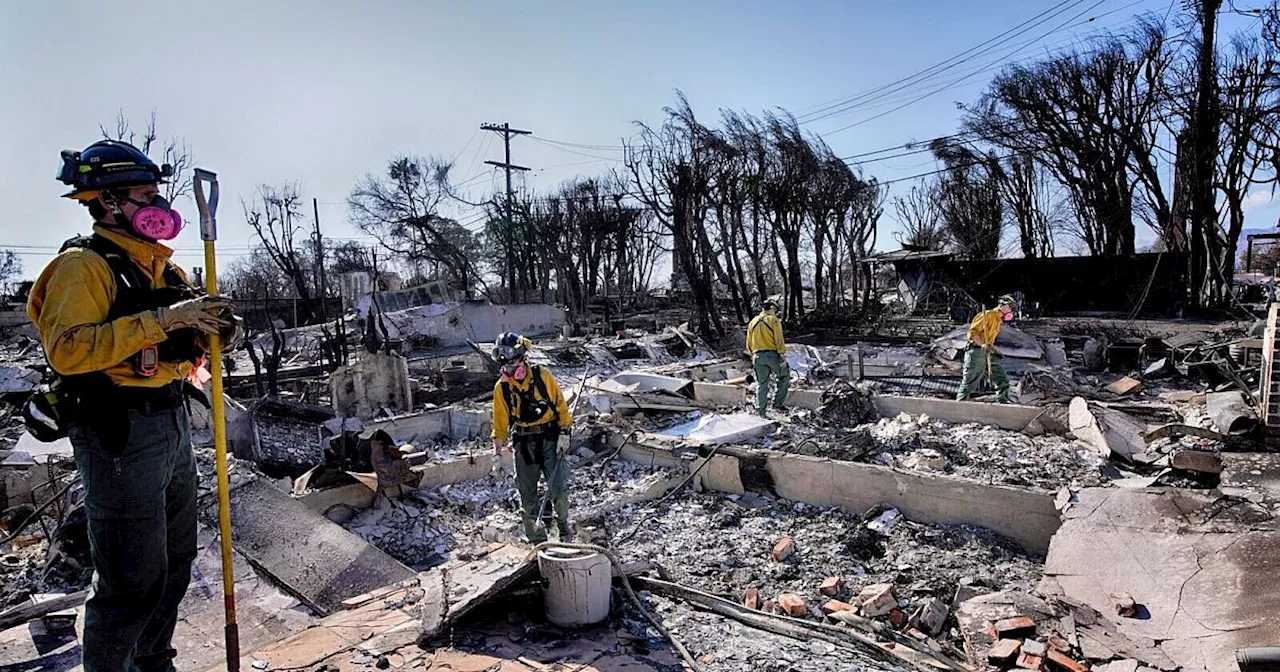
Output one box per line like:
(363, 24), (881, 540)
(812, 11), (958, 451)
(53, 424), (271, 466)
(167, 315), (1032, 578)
(215, 478), (416, 614)
(1045, 488), (1280, 672)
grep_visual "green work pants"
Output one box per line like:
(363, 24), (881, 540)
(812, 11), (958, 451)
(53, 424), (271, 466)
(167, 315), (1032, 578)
(69, 403), (198, 672)
(957, 346), (1010, 403)
(513, 433), (569, 543)
(753, 351), (791, 417)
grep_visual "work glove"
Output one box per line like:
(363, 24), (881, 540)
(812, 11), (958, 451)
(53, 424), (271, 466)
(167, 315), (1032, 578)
(155, 295), (234, 335)
(220, 314), (246, 350)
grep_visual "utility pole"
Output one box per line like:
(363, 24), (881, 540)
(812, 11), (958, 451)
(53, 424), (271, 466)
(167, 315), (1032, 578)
(312, 197), (327, 322)
(481, 122), (531, 303)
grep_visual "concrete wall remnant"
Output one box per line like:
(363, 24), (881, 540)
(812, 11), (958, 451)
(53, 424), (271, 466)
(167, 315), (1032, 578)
(626, 442), (1060, 554)
(331, 352), (414, 419)
(873, 395), (1043, 432)
(380, 301), (566, 348)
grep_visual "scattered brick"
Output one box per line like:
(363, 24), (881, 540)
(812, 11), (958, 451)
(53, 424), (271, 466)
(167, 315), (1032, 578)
(992, 615), (1037, 640)
(763, 600), (780, 615)
(1045, 650), (1088, 672)
(743, 588), (760, 610)
(1111, 592), (1137, 617)
(1017, 652), (1044, 670)
(910, 597), (949, 636)
(771, 537), (795, 562)
(1021, 639), (1047, 657)
(888, 608), (908, 629)
(988, 639), (1022, 666)
(819, 576), (844, 596)
(821, 600), (855, 615)
(858, 583), (897, 617)
(778, 593), (807, 617)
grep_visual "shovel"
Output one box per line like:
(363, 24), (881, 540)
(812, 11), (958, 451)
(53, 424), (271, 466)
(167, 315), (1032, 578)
(194, 169), (239, 672)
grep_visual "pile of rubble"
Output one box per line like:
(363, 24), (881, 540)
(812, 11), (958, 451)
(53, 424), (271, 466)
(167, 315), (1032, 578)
(605, 489), (1044, 655)
(861, 413), (1109, 491)
(342, 456), (678, 569)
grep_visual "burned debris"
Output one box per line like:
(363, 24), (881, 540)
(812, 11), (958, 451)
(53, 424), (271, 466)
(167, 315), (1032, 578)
(3, 283), (1280, 672)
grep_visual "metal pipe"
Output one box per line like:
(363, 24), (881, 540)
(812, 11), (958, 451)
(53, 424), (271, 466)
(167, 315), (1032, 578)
(1238, 647), (1280, 672)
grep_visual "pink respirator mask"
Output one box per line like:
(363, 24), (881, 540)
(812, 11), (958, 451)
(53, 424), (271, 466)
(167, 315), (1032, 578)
(500, 362), (528, 380)
(1002, 311), (1014, 322)
(125, 195), (184, 241)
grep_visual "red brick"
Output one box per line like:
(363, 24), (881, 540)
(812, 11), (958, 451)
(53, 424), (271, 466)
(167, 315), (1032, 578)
(743, 588), (760, 610)
(778, 593), (807, 617)
(771, 537), (795, 562)
(819, 576), (844, 596)
(987, 639), (1021, 666)
(1017, 652), (1044, 670)
(821, 600), (855, 615)
(1045, 650), (1087, 672)
(992, 615), (1037, 639)
(888, 608), (908, 629)
(858, 583), (897, 617)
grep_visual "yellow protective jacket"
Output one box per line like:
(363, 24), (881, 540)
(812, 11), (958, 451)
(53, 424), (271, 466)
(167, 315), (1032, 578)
(966, 308), (1004, 348)
(491, 365), (572, 440)
(27, 225), (195, 388)
(746, 312), (786, 354)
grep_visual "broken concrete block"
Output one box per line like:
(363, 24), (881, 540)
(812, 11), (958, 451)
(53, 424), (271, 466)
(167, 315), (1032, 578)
(988, 639), (1022, 666)
(1105, 376), (1143, 396)
(743, 588), (760, 610)
(1045, 650), (1087, 672)
(1111, 592), (1137, 617)
(821, 600), (855, 615)
(771, 536), (795, 562)
(1069, 397), (1145, 459)
(910, 597), (949, 636)
(1021, 639), (1047, 657)
(992, 615), (1037, 640)
(1171, 450), (1223, 474)
(1046, 636), (1070, 653)
(1017, 652), (1044, 670)
(858, 583), (896, 617)
(819, 576), (844, 596)
(888, 607), (908, 629)
(778, 593), (806, 617)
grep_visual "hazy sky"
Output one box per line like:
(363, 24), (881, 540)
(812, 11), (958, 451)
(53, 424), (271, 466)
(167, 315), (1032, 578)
(2, 0), (1272, 280)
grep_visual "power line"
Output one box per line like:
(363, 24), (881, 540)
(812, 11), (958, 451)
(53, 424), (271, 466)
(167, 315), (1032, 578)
(797, 0), (1091, 125)
(819, 0), (1115, 133)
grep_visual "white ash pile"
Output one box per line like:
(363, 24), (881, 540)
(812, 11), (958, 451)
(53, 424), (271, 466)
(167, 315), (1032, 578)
(865, 413), (1109, 491)
(342, 456), (678, 569)
(628, 597), (913, 672)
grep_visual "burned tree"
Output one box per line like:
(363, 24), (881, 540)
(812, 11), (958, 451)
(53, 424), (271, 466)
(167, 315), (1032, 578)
(624, 92), (725, 338)
(99, 109), (195, 203)
(893, 182), (948, 251)
(348, 156), (483, 298)
(243, 184), (316, 320)
(931, 140), (1004, 260)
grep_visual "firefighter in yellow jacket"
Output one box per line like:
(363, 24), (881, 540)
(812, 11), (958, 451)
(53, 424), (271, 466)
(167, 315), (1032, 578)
(747, 299), (790, 417)
(490, 332), (573, 543)
(956, 295), (1016, 403)
(28, 140), (241, 672)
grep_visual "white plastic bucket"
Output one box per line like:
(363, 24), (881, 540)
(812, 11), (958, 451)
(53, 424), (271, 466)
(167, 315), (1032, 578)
(537, 547), (611, 627)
